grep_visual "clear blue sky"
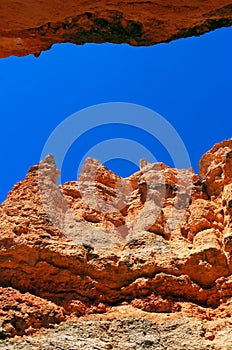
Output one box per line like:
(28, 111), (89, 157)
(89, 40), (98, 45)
(0, 27), (231, 203)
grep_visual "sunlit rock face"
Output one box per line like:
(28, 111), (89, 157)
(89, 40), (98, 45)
(0, 0), (232, 58)
(0, 139), (232, 349)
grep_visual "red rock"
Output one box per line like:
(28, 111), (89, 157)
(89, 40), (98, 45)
(131, 294), (180, 313)
(0, 0), (232, 58)
(0, 287), (65, 338)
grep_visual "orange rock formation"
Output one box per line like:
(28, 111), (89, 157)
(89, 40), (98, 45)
(0, 139), (232, 348)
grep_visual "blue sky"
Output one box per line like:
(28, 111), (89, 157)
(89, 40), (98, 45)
(0, 27), (231, 202)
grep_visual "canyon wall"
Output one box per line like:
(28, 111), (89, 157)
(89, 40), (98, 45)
(0, 139), (232, 349)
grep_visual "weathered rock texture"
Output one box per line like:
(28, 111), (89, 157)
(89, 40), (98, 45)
(0, 0), (232, 58)
(0, 139), (232, 349)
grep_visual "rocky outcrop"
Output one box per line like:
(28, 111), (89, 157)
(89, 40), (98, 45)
(0, 288), (65, 339)
(0, 0), (232, 58)
(0, 139), (232, 348)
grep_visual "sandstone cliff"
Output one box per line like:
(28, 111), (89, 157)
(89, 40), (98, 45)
(0, 0), (232, 58)
(0, 139), (232, 349)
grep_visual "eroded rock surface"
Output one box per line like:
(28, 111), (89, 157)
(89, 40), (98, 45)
(0, 0), (232, 58)
(0, 139), (232, 348)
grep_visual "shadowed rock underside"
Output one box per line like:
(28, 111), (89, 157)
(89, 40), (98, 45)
(0, 0), (232, 58)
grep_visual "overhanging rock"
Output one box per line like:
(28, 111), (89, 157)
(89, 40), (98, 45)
(0, 0), (232, 58)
